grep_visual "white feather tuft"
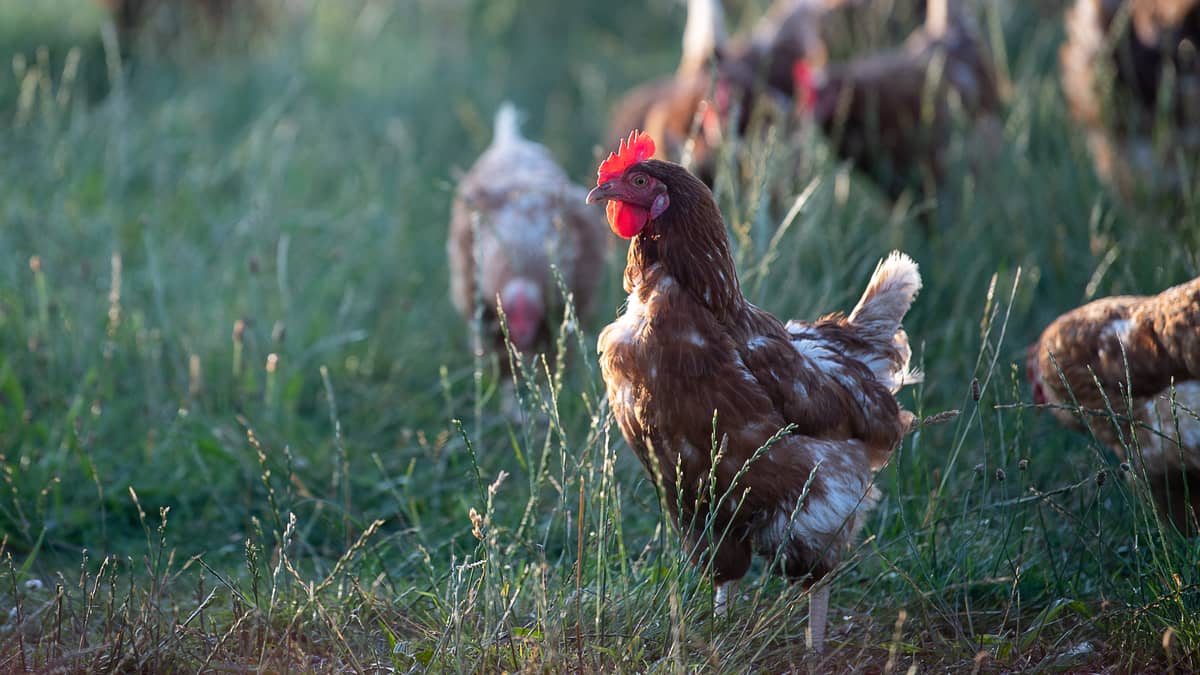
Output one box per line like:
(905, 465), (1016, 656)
(849, 252), (922, 334)
(848, 252), (923, 391)
(492, 101), (524, 147)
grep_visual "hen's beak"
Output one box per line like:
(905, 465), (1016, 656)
(586, 182), (617, 204)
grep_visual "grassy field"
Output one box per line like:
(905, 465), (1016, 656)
(1, 0), (1198, 671)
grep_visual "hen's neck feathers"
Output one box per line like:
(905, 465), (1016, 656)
(624, 161), (744, 319)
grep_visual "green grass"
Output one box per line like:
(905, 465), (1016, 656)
(0, 0), (1198, 671)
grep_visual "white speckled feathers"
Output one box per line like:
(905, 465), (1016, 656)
(598, 243), (922, 582)
(447, 102), (608, 353)
(846, 251), (923, 392)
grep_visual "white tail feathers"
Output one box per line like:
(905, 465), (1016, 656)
(492, 101), (524, 147)
(849, 252), (923, 391)
(850, 252), (922, 332)
(680, 0), (727, 77)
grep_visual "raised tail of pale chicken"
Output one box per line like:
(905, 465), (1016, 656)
(847, 251), (923, 392)
(492, 101), (523, 147)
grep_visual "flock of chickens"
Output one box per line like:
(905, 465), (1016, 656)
(443, 0), (1200, 655)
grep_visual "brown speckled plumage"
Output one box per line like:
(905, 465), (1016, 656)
(1029, 276), (1200, 529)
(595, 158), (921, 650)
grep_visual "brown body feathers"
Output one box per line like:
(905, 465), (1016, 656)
(808, 0), (1002, 201)
(1029, 276), (1200, 530)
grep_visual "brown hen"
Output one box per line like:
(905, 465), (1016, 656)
(1028, 276), (1200, 530)
(587, 131), (922, 653)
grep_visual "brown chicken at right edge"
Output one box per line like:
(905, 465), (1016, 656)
(1028, 276), (1200, 531)
(587, 132), (922, 654)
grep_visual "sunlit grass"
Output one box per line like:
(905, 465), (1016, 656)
(0, 0), (1197, 671)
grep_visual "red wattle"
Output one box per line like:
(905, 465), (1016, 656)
(792, 60), (817, 113)
(607, 201), (649, 239)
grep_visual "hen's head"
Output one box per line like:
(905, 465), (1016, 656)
(586, 130), (739, 310)
(586, 131), (672, 239)
(500, 279), (543, 351)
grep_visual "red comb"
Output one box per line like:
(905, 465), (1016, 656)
(597, 130), (656, 185)
(792, 59), (817, 113)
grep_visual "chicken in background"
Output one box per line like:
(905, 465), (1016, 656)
(607, 0), (731, 179)
(718, 0), (939, 119)
(1060, 0), (1200, 201)
(1028, 276), (1200, 531)
(587, 131), (922, 653)
(448, 103), (608, 369)
(609, 0), (840, 185)
(796, 0), (1003, 202)
(608, 0), (952, 194)
(718, 0), (830, 107)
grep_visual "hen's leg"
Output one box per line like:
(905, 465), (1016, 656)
(714, 580), (736, 616)
(806, 583), (829, 653)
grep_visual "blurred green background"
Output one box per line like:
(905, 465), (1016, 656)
(0, 0), (1197, 670)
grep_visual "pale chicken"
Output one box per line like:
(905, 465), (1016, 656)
(448, 103), (608, 365)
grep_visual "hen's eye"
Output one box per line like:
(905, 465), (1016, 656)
(632, 176), (647, 187)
